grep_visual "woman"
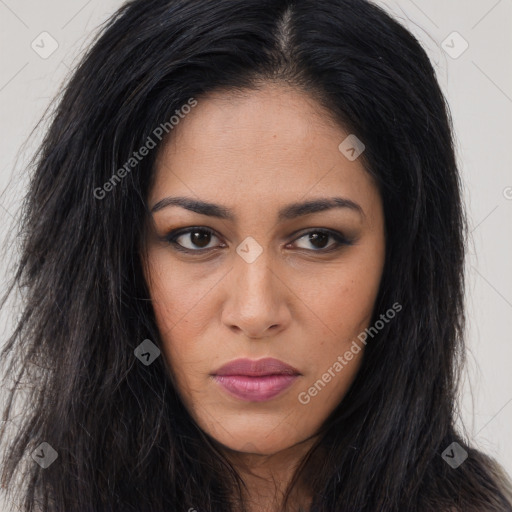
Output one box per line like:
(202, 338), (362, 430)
(1, 0), (511, 510)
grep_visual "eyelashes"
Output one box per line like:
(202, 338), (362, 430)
(163, 226), (354, 255)
(165, 227), (223, 253)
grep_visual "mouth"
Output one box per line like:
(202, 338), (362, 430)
(211, 357), (301, 402)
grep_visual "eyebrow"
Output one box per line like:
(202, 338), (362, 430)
(150, 196), (365, 222)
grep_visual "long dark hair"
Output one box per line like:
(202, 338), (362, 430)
(1, 0), (511, 510)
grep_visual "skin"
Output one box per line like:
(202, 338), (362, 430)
(143, 83), (386, 512)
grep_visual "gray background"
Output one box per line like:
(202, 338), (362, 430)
(1, 0), (511, 509)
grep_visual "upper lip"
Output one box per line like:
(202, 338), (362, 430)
(212, 357), (301, 377)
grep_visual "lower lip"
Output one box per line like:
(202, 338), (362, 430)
(213, 374), (299, 402)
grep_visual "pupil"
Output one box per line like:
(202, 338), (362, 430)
(192, 231), (211, 248)
(310, 232), (328, 248)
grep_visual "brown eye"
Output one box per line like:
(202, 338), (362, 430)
(299, 232), (330, 249)
(187, 230), (213, 248)
(165, 227), (353, 255)
(292, 229), (353, 252)
(166, 227), (222, 252)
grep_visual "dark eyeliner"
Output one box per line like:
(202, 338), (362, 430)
(163, 226), (220, 254)
(290, 228), (355, 252)
(163, 227), (354, 254)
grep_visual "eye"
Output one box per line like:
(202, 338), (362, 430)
(290, 229), (353, 252)
(164, 227), (353, 254)
(165, 227), (223, 252)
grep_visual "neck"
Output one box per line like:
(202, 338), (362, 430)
(221, 437), (322, 512)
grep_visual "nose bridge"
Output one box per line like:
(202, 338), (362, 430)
(234, 244), (278, 307)
(223, 242), (289, 336)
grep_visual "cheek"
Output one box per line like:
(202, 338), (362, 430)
(287, 253), (384, 442)
(294, 239), (384, 384)
(144, 250), (222, 400)
(299, 242), (384, 338)
(145, 245), (223, 336)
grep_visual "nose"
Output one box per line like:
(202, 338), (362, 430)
(221, 250), (291, 339)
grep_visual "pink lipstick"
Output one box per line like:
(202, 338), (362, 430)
(211, 357), (300, 402)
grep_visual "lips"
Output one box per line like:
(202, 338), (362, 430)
(212, 357), (301, 377)
(211, 358), (301, 402)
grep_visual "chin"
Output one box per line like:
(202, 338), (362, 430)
(208, 426), (310, 457)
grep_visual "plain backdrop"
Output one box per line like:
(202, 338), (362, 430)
(1, 0), (511, 510)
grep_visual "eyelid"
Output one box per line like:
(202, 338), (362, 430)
(163, 226), (354, 253)
(164, 226), (223, 251)
(289, 227), (353, 244)
(289, 228), (354, 253)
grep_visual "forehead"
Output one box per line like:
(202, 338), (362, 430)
(161, 84), (340, 157)
(150, 84), (380, 222)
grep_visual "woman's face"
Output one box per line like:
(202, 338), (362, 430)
(143, 84), (385, 455)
